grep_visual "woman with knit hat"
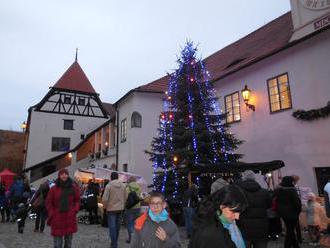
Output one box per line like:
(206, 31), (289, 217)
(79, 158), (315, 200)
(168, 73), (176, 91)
(46, 168), (80, 248)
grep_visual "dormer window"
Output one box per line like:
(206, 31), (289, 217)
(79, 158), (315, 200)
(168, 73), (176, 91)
(64, 96), (71, 104)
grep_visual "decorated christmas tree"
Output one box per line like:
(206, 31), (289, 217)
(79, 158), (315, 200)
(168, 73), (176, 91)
(146, 42), (243, 201)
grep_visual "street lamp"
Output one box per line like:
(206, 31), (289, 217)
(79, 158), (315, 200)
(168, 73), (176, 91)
(173, 155), (179, 165)
(241, 85), (255, 111)
(21, 122), (27, 132)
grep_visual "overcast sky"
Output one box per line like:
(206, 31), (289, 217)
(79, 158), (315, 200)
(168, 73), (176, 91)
(0, 0), (290, 131)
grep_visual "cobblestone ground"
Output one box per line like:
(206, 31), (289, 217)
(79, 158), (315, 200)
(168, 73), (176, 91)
(0, 218), (315, 247)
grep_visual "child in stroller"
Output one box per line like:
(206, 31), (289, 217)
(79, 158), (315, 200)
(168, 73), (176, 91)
(16, 202), (30, 233)
(78, 192), (99, 224)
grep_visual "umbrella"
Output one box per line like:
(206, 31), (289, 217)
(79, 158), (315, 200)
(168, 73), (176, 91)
(0, 168), (17, 190)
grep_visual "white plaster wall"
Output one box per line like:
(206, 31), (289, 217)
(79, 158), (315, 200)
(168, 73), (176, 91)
(214, 29), (330, 193)
(117, 92), (163, 184)
(25, 110), (109, 168)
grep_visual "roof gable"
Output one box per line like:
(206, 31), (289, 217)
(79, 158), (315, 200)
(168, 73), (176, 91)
(53, 61), (97, 94)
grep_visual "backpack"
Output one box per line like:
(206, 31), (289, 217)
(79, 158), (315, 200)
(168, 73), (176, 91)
(125, 186), (140, 209)
(32, 191), (45, 209)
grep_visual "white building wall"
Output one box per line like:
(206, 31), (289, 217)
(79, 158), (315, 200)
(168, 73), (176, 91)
(117, 92), (163, 184)
(25, 109), (108, 168)
(214, 29), (330, 193)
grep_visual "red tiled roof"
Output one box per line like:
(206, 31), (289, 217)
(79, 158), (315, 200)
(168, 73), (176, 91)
(136, 12), (293, 93)
(53, 61), (97, 94)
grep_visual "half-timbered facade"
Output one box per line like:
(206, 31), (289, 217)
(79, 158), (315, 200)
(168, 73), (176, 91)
(24, 59), (112, 177)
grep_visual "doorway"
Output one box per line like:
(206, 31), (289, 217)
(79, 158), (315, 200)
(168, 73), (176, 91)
(314, 167), (330, 195)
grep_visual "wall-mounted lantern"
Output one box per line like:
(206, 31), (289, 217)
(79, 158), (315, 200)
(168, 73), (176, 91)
(21, 122), (27, 132)
(241, 85), (255, 111)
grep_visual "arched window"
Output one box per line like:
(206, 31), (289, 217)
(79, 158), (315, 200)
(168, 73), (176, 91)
(131, 112), (142, 128)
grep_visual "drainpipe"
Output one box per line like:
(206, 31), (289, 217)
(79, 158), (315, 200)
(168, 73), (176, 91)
(115, 109), (119, 171)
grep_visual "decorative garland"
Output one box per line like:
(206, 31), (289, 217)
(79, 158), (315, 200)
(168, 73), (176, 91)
(292, 101), (330, 121)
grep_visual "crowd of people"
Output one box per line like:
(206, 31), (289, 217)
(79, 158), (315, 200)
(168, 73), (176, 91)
(1, 169), (330, 248)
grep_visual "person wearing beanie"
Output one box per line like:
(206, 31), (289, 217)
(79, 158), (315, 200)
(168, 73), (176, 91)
(237, 170), (271, 248)
(46, 168), (80, 248)
(210, 178), (229, 195)
(273, 176), (302, 248)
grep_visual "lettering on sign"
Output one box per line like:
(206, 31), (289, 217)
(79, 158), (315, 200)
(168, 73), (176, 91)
(314, 14), (330, 30)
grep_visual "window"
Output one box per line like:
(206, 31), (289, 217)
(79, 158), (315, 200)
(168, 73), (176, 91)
(131, 112), (142, 128)
(80, 134), (85, 140)
(64, 96), (71, 104)
(123, 164), (128, 172)
(120, 119), (127, 142)
(51, 137), (70, 152)
(267, 73), (292, 113)
(63, 120), (74, 130)
(224, 92), (241, 123)
(78, 98), (85, 106)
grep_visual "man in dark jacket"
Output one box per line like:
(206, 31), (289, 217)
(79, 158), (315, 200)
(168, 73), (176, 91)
(237, 170), (271, 248)
(9, 176), (24, 220)
(183, 184), (198, 238)
(86, 179), (100, 224)
(274, 176), (302, 248)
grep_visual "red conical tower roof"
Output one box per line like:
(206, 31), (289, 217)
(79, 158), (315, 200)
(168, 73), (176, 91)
(53, 61), (96, 94)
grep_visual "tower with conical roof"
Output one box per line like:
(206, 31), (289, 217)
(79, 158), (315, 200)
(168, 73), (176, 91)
(24, 57), (111, 174)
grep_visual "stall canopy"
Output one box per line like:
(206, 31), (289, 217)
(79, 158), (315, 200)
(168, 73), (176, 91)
(0, 168), (17, 190)
(74, 167), (148, 192)
(190, 160), (285, 174)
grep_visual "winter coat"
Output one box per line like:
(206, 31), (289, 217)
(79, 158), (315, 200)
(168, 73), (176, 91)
(85, 182), (100, 210)
(126, 181), (141, 209)
(31, 183), (49, 210)
(131, 211), (181, 248)
(237, 179), (272, 240)
(46, 179), (80, 236)
(102, 179), (127, 212)
(10, 180), (24, 199)
(0, 184), (8, 208)
(273, 185), (301, 220)
(189, 214), (237, 248)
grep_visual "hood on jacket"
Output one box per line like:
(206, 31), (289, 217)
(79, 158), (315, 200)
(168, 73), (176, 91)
(110, 179), (123, 188)
(127, 181), (140, 192)
(239, 179), (261, 192)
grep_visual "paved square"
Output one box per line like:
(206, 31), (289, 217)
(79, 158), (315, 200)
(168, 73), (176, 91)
(0, 219), (314, 247)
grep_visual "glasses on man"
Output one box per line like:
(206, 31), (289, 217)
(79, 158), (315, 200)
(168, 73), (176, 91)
(149, 201), (163, 207)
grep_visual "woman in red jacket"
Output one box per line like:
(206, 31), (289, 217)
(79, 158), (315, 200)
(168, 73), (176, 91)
(46, 169), (80, 248)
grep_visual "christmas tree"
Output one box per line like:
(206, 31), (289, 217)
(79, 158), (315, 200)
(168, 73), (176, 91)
(146, 42), (243, 201)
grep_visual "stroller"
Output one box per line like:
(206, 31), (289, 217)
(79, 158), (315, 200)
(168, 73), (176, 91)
(78, 193), (91, 224)
(15, 202), (31, 233)
(78, 193), (100, 224)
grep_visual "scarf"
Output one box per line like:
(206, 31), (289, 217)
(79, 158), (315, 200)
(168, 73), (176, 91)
(148, 209), (169, 223)
(56, 178), (73, 213)
(217, 210), (246, 248)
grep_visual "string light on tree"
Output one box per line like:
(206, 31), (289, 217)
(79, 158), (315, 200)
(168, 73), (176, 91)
(146, 41), (243, 201)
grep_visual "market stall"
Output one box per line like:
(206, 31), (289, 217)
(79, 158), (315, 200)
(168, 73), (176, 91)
(0, 168), (17, 190)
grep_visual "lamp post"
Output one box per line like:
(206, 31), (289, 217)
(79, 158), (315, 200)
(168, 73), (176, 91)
(241, 85), (255, 111)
